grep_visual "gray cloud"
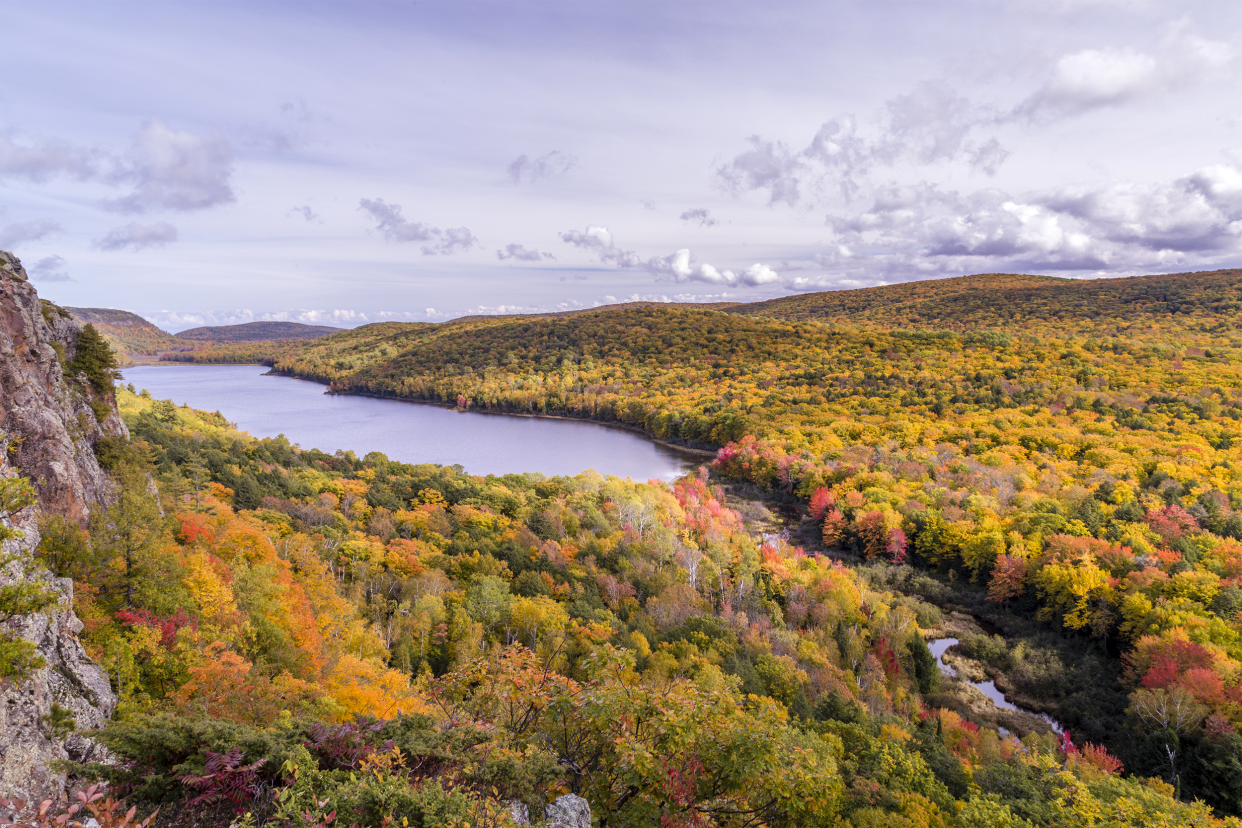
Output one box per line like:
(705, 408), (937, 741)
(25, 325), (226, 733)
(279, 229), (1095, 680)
(359, 198), (478, 255)
(497, 243), (555, 261)
(288, 205), (323, 223)
(0, 133), (99, 183)
(559, 225), (642, 267)
(508, 150), (576, 184)
(715, 137), (805, 206)
(30, 255), (72, 282)
(0, 218), (62, 249)
(104, 118), (235, 213)
(679, 208), (718, 227)
(717, 82), (1007, 207)
(807, 161), (1242, 287)
(96, 221), (179, 251)
(717, 30), (1238, 211)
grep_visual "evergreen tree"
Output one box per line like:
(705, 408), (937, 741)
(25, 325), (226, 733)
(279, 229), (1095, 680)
(67, 323), (119, 394)
(0, 475), (56, 679)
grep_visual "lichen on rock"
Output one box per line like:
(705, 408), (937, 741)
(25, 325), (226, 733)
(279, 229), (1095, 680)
(0, 249), (122, 801)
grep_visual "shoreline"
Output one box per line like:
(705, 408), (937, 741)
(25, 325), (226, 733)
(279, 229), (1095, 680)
(126, 361), (720, 464)
(319, 385), (720, 461)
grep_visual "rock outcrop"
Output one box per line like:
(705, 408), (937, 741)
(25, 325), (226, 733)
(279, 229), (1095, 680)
(0, 251), (122, 801)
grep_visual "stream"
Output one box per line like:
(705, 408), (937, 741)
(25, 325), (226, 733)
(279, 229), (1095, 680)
(928, 637), (1064, 734)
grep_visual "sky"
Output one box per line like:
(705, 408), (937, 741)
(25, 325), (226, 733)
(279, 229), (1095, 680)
(2, 0), (1241, 331)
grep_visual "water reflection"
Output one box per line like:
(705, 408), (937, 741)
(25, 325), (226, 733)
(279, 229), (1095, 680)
(123, 365), (705, 480)
(928, 637), (1064, 733)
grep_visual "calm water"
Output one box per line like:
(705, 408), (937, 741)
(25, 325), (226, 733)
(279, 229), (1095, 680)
(122, 365), (705, 480)
(928, 637), (1064, 733)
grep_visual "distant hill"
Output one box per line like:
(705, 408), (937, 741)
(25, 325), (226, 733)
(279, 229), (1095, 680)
(67, 308), (186, 358)
(728, 269), (1242, 330)
(174, 321), (345, 342)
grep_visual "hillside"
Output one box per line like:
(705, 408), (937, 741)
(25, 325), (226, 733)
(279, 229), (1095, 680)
(9, 259), (1242, 821)
(67, 307), (186, 357)
(732, 268), (1242, 332)
(175, 320), (344, 342)
(162, 265), (1242, 815)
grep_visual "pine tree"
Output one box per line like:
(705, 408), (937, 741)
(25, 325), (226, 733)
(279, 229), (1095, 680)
(66, 323), (119, 394)
(0, 475), (56, 679)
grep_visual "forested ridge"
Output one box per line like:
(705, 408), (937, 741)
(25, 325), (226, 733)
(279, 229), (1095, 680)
(20, 381), (1228, 828)
(148, 267), (1242, 821)
(67, 308), (188, 360)
(175, 321), (344, 343)
(10, 267), (1242, 825)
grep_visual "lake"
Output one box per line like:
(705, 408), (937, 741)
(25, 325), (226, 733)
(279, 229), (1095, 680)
(122, 365), (707, 480)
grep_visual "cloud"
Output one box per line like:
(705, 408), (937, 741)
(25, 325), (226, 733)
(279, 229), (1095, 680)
(715, 137), (805, 206)
(877, 82), (1001, 170)
(0, 133), (99, 183)
(497, 243), (555, 261)
(358, 198), (478, 255)
(30, 255), (72, 282)
(679, 208), (718, 227)
(95, 221), (178, 251)
(716, 82), (1005, 206)
(806, 160), (1242, 287)
(508, 150), (576, 184)
(1018, 48), (1160, 118)
(640, 199), (657, 210)
(143, 307), (372, 332)
(1016, 30), (1238, 120)
(645, 249), (781, 287)
(601, 291), (743, 305)
(559, 225), (642, 267)
(288, 205), (323, 223)
(104, 118), (235, 213)
(0, 218), (62, 249)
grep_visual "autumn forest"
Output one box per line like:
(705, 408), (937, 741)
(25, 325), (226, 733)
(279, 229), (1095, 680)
(10, 268), (1242, 827)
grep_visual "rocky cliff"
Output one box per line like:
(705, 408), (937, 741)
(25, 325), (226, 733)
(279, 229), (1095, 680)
(0, 251), (122, 801)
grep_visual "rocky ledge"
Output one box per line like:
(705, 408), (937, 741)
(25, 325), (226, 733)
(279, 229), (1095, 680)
(0, 251), (122, 801)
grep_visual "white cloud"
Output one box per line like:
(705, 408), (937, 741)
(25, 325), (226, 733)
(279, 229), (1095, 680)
(508, 150), (576, 184)
(358, 198), (478, 255)
(30, 255), (73, 282)
(645, 248), (781, 287)
(559, 225), (642, 267)
(104, 118), (235, 213)
(1016, 30), (1239, 120)
(143, 307), (370, 332)
(95, 221), (178, 251)
(497, 243), (555, 261)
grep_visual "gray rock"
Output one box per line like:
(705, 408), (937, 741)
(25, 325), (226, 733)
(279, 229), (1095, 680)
(0, 250), (122, 801)
(544, 793), (591, 828)
(508, 801), (530, 826)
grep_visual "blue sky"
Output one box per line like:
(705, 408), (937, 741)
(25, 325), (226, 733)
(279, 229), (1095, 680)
(2, 0), (1240, 330)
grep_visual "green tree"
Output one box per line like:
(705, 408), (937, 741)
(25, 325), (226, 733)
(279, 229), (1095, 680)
(0, 475), (57, 679)
(66, 323), (120, 394)
(88, 468), (174, 610)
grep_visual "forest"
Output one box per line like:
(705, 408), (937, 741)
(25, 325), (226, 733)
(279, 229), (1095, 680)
(14, 384), (1226, 828)
(9, 268), (1242, 826)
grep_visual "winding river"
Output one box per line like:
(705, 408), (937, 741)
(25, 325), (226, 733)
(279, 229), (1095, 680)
(122, 365), (705, 480)
(929, 637), (1064, 734)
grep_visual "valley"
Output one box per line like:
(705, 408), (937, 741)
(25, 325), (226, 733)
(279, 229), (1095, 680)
(4, 260), (1242, 826)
